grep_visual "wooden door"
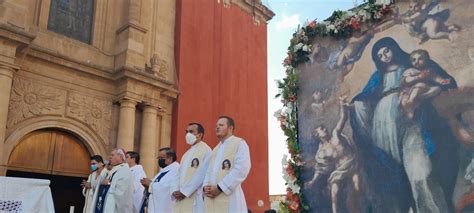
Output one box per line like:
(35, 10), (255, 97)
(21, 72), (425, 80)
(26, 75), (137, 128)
(7, 130), (91, 177)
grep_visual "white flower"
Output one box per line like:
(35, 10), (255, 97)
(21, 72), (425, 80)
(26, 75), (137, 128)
(274, 109), (283, 119)
(282, 166), (291, 182)
(341, 12), (352, 20)
(285, 106), (293, 115)
(282, 154), (289, 166)
(294, 43), (304, 51)
(376, 0), (391, 5)
(334, 29), (339, 34)
(288, 180), (301, 193)
(302, 45), (311, 52)
(326, 24), (336, 33)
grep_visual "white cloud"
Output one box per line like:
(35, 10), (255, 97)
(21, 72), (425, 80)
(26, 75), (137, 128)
(275, 14), (300, 31)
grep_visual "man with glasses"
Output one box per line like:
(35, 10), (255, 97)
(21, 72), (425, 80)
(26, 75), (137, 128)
(140, 147), (180, 213)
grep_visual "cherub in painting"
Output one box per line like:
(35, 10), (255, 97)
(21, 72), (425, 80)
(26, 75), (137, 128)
(397, 1), (460, 44)
(399, 49), (453, 119)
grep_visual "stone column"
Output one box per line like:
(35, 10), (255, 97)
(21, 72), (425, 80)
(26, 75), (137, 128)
(0, 65), (16, 175)
(139, 104), (158, 177)
(116, 99), (137, 151)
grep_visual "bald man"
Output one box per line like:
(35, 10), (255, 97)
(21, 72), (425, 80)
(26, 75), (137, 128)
(94, 148), (133, 213)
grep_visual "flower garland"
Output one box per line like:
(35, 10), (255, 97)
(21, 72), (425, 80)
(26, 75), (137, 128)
(275, 1), (393, 212)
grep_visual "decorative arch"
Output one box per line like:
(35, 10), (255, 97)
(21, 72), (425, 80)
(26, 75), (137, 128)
(3, 116), (109, 164)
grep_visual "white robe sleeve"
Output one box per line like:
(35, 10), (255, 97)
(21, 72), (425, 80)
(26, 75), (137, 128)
(203, 158), (211, 186)
(82, 173), (92, 197)
(133, 168), (147, 194)
(218, 141), (251, 195)
(169, 167), (181, 198)
(132, 167), (147, 213)
(180, 149), (212, 197)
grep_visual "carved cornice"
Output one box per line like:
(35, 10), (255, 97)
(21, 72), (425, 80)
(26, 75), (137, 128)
(27, 44), (115, 78)
(0, 22), (36, 46)
(0, 22), (36, 69)
(114, 65), (179, 98)
(226, 0), (275, 24)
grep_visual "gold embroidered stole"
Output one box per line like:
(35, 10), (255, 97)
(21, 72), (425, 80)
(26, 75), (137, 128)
(175, 141), (210, 213)
(204, 136), (242, 213)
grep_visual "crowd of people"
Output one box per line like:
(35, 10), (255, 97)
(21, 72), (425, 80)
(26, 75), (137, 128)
(81, 116), (251, 213)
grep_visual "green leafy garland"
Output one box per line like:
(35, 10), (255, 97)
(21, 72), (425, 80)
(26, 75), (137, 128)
(274, 1), (393, 212)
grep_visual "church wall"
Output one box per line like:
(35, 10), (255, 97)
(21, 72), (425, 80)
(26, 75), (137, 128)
(174, 0), (274, 211)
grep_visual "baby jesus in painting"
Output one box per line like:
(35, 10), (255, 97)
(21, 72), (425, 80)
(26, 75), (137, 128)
(399, 49), (451, 119)
(304, 96), (361, 213)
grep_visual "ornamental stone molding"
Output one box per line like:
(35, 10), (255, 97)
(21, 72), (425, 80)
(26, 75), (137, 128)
(145, 53), (168, 79)
(7, 78), (66, 128)
(218, 0), (275, 24)
(66, 92), (112, 145)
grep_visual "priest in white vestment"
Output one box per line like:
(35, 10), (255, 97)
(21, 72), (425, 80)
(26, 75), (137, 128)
(126, 151), (147, 213)
(173, 123), (212, 213)
(94, 148), (133, 213)
(204, 116), (251, 213)
(140, 147), (180, 213)
(87, 161), (110, 213)
(82, 155), (105, 213)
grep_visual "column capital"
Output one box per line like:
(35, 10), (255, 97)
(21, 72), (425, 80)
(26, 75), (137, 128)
(117, 98), (138, 107)
(0, 64), (17, 79)
(140, 102), (162, 111)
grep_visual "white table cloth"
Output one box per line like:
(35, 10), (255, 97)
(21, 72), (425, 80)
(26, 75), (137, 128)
(0, 176), (55, 212)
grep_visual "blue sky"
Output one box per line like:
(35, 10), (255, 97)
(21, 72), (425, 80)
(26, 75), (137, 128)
(266, 0), (356, 195)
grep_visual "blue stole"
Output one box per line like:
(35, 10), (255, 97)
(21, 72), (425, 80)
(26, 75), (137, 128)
(95, 172), (117, 213)
(139, 171), (169, 213)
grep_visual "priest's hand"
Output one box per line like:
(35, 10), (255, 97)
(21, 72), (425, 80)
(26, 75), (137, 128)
(140, 178), (152, 187)
(172, 191), (186, 201)
(101, 178), (110, 186)
(81, 180), (91, 189)
(203, 185), (221, 198)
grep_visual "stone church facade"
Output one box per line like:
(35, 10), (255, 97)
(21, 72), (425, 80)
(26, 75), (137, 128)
(0, 0), (179, 177)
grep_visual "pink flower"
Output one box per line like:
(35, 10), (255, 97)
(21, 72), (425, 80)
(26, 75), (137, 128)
(289, 195), (301, 211)
(286, 164), (295, 177)
(382, 4), (391, 14)
(289, 95), (297, 102)
(374, 11), (383, 19)
(350, 16), (361, 30)
(286, 188), (293, 200)
(309, 20), (317, 29)
(283, 53), (293, 66)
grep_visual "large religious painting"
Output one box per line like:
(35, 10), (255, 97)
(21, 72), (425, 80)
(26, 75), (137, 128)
(295, 0), (474, 212)
(47, 0), (95, 44)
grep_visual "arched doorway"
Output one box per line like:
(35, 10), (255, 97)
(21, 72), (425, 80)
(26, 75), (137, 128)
(6, 129), (92, 213)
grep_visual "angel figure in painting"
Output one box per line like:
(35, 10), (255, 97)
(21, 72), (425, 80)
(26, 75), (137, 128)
(397, 1), (460, 44)
(335, 30), (374, 81)
(310, 90), (326, 113)
(305, 96), (361, 213)
(308, 43), (330, 64)
(399, 49), (454, 119)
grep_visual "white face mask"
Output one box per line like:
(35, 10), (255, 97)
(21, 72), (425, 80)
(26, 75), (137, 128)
(185, 132), (197, 145)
